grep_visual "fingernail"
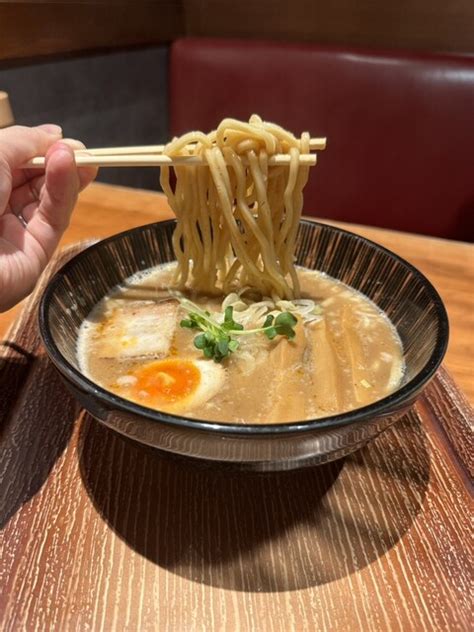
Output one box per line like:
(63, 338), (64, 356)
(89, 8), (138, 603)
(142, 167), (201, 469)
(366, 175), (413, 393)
(37, 123), (63, 136)
(61, 138), (86, 150)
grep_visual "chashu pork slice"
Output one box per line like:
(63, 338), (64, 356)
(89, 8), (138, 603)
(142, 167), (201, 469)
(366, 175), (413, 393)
(93, 299), (177, 359)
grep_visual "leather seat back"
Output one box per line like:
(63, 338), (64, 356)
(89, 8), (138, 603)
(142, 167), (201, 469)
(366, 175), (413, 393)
(170, 38), (474, 240)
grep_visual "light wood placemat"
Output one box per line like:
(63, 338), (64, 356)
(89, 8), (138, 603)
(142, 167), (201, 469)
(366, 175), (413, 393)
(1, 245), (472, 632)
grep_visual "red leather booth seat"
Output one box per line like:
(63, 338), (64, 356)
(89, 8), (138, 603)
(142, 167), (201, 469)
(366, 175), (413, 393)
(170, 38), (474, 241)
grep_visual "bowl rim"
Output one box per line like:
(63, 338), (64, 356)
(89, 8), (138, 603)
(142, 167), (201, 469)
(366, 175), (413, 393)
(39, 218), (449, 436)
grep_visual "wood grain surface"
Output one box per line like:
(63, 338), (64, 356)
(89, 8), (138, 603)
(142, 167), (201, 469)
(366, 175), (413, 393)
(0, 2), (183, 63)
(184, 0), (474, 53)
(1, 182), (472, 404)
(1, 0), (473, 61)
(0, 244), (472, 631)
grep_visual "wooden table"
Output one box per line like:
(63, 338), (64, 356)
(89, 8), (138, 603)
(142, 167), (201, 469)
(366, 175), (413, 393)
(1, 182), (473, 403)
(1, 183), (472, 631)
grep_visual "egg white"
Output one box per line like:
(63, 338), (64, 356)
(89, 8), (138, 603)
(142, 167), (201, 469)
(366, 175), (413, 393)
(163, 359), (226, 413)
(115, 358), (225, 414)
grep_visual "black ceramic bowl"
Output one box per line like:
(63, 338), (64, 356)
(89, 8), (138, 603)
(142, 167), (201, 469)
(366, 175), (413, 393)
(39, 220), (448, 471)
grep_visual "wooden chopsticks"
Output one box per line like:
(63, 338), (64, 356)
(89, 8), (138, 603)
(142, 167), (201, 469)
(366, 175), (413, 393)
(72, 137), (327, 155)
(23, 138), (326, 169)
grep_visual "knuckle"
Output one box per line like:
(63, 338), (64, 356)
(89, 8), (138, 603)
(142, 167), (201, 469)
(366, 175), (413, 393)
(6, 125), (32, 140)
(6, 124), (27, 134)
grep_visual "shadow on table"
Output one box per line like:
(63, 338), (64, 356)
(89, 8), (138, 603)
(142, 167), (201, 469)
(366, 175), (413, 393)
(0, 351), (76, 529)
(78, 410), (430, 592)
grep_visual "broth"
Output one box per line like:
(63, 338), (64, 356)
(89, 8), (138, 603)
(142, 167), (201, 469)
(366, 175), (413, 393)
(78, 263), (405, 424)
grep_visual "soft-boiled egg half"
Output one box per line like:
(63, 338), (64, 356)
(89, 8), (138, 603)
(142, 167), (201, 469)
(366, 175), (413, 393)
(112, 358), (225, 413)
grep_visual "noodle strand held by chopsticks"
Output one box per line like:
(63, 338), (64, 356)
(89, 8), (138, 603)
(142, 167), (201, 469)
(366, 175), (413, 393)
(160, 115), (312, 300)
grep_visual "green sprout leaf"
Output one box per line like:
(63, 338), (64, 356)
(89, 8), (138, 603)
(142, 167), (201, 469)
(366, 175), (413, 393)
(194, 333), (207, 349)
(203, 345), (214, 359)
(224, 306), (234, 323)
(263, 314), (274, 328)
(216, 338), (229, 356)
(176, 294), (298, 362)
(264, 326), (278, 340)
(228, 339), (240, 353)
(274, 312), (297, 328)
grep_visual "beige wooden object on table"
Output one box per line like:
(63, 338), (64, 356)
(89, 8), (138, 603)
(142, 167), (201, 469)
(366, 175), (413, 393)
(0, 91), (14, 128)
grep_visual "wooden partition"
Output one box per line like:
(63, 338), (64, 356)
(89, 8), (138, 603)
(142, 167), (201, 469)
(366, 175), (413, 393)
(184, 0), (474, 53)
(0, 2), (183, 63)
(0, 0), (473, 63)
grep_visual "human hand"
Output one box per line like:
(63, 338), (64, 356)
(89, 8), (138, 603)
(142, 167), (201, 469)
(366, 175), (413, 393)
(0, 124), (97, 311)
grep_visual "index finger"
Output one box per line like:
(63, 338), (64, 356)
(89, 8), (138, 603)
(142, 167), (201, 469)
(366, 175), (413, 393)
(2, 124), (63, 188)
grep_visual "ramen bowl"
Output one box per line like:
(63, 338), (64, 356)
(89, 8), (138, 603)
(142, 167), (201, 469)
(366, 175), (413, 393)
(39, 220), (448, 471)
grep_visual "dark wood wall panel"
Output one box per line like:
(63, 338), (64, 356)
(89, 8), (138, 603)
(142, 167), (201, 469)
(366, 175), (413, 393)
(185, 0), (474, 53)
(0, 0), (473, 63)
(0, 2), (184, 63)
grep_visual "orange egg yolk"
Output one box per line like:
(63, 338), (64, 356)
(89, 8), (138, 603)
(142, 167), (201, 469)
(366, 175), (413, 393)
(123, 359), (201, 405)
